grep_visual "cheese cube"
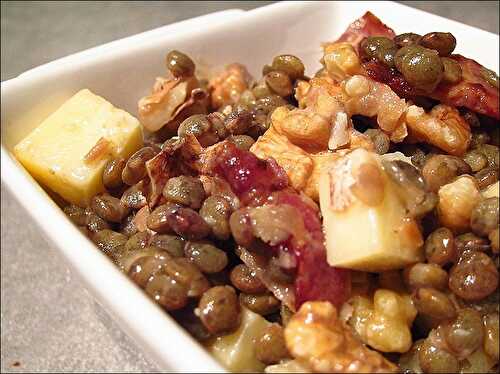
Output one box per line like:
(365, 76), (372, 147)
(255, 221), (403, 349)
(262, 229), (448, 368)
(207, 307), (271, 373)
(319, 149), (424, 272)
(14, 89), (143, 206)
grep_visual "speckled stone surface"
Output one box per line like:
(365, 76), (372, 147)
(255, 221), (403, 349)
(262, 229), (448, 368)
(1, 1), (498, 372)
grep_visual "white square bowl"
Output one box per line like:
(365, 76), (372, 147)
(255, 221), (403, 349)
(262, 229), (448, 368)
(2, 1), (498, 372)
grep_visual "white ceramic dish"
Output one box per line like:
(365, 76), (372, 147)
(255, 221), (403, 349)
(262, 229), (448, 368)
(2, 1), (498, 372)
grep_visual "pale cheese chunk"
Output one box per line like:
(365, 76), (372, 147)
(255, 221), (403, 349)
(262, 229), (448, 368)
(14, 89), (143, 206)
(207, 307), (271, 373)
(319, 149), (424, 272)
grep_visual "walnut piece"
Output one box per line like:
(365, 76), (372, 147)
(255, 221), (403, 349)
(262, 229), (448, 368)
(347, 289), (417, 353)
(284, 301), (398, 373)
(208, 63), (253, 109)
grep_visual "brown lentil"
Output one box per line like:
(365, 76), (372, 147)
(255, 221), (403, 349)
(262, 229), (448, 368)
(265, 71), (293, 97)
(199, 195), (232, 241)
(394, 45), (444, 92)
(418, 336), (459, 373)
(229, 264), (266, 294)
(64, 205), (87, 226)
(164, 257), (210, 298)
(394, 33), (422, 47)
(145, 273), (189, 311)
(271, 55), (305, 81)
(470, 197), (499, 237)
(85, 208), (111, 233)
(92, 229), (128, 261)
(163, 176), (205, 209)
(422, 154), (471, 192)
(227, 135), (255, 151)
(425, 227), (456, 266)
(482, 312), (499, 361)
(255, 324), (290, 364)
(470, 132), (491, 149)
(184, 241), (228, 274)
(122, 147), (156, 186)
(165, 204), (211, 240)
(198, 286), (241, 335)
(441, 57), (462, 84)
(239, 293), (280, 316)
(420, 32), (456, 56)
(119, 214), (138, 237)
(149, 234), (186, 257)
(120, 182), (148, 210)
(449, 250), (498, 301)
(443, 308), (484, 356)
(404, 263), (449, 291)
(91, 193), (130, 223)
(124, 231), (150, 253)
(103, 158), (126, 189)
(412, 287), (456, 320)
(229, 209), (254, 247)
(126, 247), (171, 286)
(165, 50), (195, 78)
(477, 144), (499, 168)
(455, 232), (491, 254)
(147, 204), (174, 234)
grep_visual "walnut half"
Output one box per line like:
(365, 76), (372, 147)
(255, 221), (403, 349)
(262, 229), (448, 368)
(284, 301), (398, 373)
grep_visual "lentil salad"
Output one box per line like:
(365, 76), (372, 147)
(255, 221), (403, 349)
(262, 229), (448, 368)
(20, 11), (499, 373)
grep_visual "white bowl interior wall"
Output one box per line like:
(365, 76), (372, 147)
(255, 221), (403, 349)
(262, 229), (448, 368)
(1, 1), (499, 372)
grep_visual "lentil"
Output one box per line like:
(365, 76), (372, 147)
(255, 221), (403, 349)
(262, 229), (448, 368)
(239, 293), (280, 316)
(184, 241), (228, 274)
(198, 286), (240, 334)
(229, 264), (266, 294)
(449, 250), (498, 301)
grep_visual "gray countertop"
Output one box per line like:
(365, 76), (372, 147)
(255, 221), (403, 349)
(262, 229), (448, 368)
(1, 1), (498, 372)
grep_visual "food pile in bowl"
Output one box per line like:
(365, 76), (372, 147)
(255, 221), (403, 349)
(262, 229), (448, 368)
(14, 11), (499, 373)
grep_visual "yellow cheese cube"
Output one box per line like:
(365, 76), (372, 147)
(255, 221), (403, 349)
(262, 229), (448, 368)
(207, 307), (271, 373)
(319, 149), (423, 272)
(14, 89), (143, 206)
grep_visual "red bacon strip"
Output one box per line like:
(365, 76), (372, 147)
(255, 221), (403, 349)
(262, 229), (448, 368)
(335, 12), (500, 119)
(212, 142), (350, 308)
(336, 11), (395, 48)
(271, 191), (351, 308)
(431, 55), (499, 120)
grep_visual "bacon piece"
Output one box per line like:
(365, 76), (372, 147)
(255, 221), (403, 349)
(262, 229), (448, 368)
(270, 191), (351, 308)
(212, 142), (288, 206)
(363, 57), (499, 120)
(336, 11), (395, 49)
(362, 60), (419, 98)
(431, 55), (499, 120)
(335, 13), (500, 119)
(211, 142), (350, 309)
